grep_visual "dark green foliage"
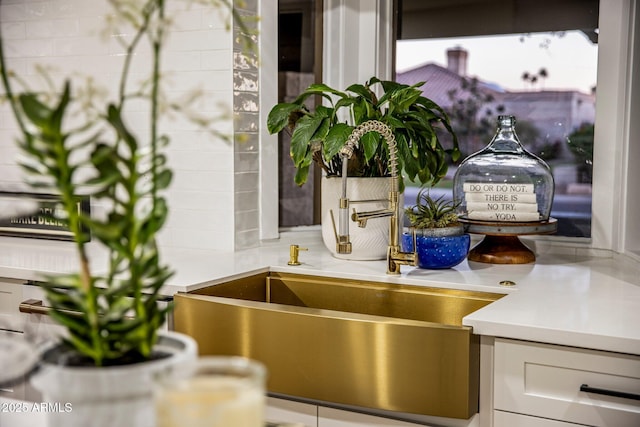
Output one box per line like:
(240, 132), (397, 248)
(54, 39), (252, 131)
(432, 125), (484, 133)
(267, 77), (460, 190)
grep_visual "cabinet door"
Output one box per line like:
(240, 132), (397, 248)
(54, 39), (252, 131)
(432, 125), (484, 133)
(266, 397), (317, 427)
(318, 407), (429, 427)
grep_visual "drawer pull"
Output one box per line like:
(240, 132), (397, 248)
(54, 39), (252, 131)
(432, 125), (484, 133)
(19, 299), (47, 315)
(580, 384), (640, 401)
(19, 299), (80, 317)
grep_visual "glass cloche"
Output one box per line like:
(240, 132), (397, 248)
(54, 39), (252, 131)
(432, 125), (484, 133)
(453, 115), (554, 222)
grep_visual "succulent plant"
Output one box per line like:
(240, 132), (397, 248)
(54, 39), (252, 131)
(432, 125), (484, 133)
(405, 187), (462, 229)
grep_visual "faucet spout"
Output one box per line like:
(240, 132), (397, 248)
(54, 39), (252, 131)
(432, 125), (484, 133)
(352, 208), (394, 228)
(334, 120), (417, 274)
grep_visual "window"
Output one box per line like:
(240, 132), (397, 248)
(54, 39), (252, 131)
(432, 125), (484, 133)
(396, 0), (599, 238)
(277, 0), (322, 228)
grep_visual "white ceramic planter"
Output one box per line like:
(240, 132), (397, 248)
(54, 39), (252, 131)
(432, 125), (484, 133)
(30, 331), (197, 427)
(321, 176), (402, 260)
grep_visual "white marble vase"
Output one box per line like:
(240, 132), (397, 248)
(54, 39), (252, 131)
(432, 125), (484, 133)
(30, 331), (197, 427)
(321, 176), (402, 260)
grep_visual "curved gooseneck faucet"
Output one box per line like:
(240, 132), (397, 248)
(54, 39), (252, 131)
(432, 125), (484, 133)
(332, 120), (416, 274)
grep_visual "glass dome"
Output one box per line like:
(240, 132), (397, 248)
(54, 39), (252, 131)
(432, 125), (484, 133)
(453, 115), (554, 222)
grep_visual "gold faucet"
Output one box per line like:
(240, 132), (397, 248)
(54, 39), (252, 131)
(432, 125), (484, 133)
(332, 120), (417, 274)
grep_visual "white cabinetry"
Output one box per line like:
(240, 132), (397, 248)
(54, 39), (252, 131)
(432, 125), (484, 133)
(493, 411), (585, 426)
(318, 407), (428, 426)
(265, 398), (431, 427)
(0, 279), (65, 402)
(266, 397), (318, 427)
(493, 338), (640, 427)
(0, 278), (27, 400)
(0, 278), (25, 334)
(19, 283), (66, 345)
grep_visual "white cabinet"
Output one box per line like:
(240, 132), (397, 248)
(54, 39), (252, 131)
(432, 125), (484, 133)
(493, 411), (585, 426)
(19, 283), (66, 346)
(0, 279), (27, 400)
(265, 398), (432, 427)
(493, 338), (640, 427)
(318, 407), (428, 427)
(266, 397), (318, 427)
(0, 278), (66, 344)
(0, 278), (25, 334)
(0, 279), (64, 402)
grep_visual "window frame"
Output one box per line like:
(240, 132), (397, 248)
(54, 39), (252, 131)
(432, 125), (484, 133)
(266, 0), (639, 258)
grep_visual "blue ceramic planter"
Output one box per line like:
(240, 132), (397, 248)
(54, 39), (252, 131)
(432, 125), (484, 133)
(402, 232), (471, 269)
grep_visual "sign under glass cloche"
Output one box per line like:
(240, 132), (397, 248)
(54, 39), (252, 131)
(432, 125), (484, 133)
(453, 115), (557, 264)
(453, 115), (554, 221)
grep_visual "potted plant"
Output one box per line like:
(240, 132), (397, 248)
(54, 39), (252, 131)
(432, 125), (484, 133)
(267, 77), (460, 259)
(402, 188), (470, 269)
(0, 1), (249, 426)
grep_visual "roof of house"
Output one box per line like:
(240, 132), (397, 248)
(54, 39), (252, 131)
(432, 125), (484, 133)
(396, 62), (502, 108)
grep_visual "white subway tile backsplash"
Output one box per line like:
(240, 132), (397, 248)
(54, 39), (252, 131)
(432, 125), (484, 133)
(161, 70), (232, 92)
(4, 38), (53, 58)
(0, 3), (27, 22)
(169, 189), (233, 212)
(234, 112), (258, 132)
(166, 29), (231, 52)
(235, 229), (260, 249)
(2, 21), (25, 39)
(169, 208), (228, 231)
(169, 226), (234, 251)
(200, 8), (232, 30)
(234, 152), (259, 172)
(235, 206), (259, 228)
(233, 91), (258, 112)
(54, 36), (109, 56)
(201, 49), (233, 70)
(235, 191), (259, 211)
(235, 172), (258, 192)
(172, 170), (234, 192)
(162, 51), (202, 72)
(0, 0), (257, 253)
(233, 70), (258, 91)
(27, 18), (78, 39)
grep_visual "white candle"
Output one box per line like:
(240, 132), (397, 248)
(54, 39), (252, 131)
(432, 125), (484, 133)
(156, 357), (266, 427)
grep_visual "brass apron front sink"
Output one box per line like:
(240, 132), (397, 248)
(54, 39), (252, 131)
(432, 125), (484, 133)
(174, 272), (504, 419)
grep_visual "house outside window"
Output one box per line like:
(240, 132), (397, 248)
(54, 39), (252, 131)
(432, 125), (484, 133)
(396, 1), (599, 238)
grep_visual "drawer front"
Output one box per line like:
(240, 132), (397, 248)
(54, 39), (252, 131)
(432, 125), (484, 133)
(494, 338), (640, 427)
(494, 410), (586, 427)
(0, 279), (25, 333)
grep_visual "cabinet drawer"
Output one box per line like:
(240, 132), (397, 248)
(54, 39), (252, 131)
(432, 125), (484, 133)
(494, 410), (585, 427)
(0, 279), (25, 333)
(494, 338), (640, 427)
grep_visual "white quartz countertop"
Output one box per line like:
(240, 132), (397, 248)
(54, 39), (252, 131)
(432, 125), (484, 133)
(1, 230), (639, 356)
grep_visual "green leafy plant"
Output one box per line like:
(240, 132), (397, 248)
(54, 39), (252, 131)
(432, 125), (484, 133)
(405, 187), (461, 229)
(0, 0), (248, 366)
(267, 77), (460, 190)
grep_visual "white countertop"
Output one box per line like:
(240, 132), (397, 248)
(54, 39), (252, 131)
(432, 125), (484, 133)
(1, 230), (639, 356)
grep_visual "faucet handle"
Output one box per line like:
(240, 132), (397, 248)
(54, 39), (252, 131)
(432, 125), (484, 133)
(288, 245), (308, 266)
(329, 210), (352, 254)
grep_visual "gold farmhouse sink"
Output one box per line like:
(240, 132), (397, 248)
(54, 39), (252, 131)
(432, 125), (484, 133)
(173, 272), (504, 419)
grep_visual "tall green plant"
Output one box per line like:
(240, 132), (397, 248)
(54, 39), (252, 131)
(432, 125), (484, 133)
(0, 0), (247, 366)
(267, 77), (460, 190)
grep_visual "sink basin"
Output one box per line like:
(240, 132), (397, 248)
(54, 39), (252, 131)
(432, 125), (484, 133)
(173, 272), (504, 419)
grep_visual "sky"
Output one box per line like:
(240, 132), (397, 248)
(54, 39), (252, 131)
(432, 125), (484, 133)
(396, 31), (598, 94)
